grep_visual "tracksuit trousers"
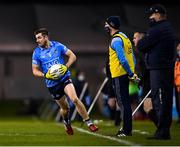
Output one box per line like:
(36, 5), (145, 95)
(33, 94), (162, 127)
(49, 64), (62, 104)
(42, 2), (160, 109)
(112, 74), (132, 134)
(150, 68), (174, 137)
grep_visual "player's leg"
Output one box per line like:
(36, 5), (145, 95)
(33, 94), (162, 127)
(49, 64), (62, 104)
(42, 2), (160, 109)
(150, 69), (173, 139)
(64, 83), (88, 120)
(113, 75), (132, 136)
(56, 96), (74, 135)
(64, 83), (98, 132)
(108, 80), (121, 126)
(115, 101), (121, 126)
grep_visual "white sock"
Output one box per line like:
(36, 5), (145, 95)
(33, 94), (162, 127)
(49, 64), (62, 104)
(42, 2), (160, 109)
(85, 119), (93, 127)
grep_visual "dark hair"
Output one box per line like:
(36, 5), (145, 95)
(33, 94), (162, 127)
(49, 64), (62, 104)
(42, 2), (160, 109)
(106, 16), (120, 30)
(34, 28), (49, 36)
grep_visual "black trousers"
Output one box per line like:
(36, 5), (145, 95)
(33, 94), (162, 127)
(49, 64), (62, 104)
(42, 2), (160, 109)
(150, 68), (174, 134)
(112, 75), (132, 134)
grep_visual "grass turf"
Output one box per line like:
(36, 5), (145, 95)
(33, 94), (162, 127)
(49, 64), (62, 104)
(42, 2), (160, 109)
(0, 117), (179, 146)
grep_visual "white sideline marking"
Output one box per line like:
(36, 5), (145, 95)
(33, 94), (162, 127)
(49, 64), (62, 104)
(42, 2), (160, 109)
(133, 129), (150, 135)
(73, 126), (139, 146)
(102, 122), (150, 135)
(0, 133), (36, 136)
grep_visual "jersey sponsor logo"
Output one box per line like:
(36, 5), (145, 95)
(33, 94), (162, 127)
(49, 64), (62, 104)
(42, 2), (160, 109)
(42, 57), (60, 69)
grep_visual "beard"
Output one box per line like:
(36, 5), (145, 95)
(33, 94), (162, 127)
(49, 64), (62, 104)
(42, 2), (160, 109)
(38, 40), (47, 48)
(148, 18), (157, 27)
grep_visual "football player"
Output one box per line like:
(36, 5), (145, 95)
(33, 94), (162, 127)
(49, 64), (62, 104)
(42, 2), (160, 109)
(32, 28), (98, 135)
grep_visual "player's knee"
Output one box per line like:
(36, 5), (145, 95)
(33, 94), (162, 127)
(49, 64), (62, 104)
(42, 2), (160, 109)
(72, 98), (79, 104)
(60, 108), (70, 115)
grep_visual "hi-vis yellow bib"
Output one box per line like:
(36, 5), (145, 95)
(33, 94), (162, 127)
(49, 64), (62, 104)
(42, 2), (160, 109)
(109, 33), (135, 78)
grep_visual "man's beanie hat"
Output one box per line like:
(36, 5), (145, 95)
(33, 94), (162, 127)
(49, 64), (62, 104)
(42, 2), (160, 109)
(106, 16), (120, 29)
(145, 4), (167, 15)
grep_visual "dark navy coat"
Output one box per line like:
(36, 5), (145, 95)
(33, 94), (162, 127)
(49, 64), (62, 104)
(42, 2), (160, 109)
(137, 20), (176, 69)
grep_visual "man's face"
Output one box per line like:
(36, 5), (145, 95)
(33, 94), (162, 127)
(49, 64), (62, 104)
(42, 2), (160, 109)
(133, 32), (141, 47)
(104, 22), (112, 35)
(177, 43), (180, 52)
(35, 33), (48, 47)
(149, 13), (161, 22)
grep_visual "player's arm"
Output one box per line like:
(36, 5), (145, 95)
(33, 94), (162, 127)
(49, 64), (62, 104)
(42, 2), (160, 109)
(137, 28), (161, 53)
(112, 37), (133, 77)
(112, 38), (139, 82)
(32, 64), (59, 80)
(32, 64), (45, 78)
(32, 50), (45, 78)
(65, 49), (77, 68)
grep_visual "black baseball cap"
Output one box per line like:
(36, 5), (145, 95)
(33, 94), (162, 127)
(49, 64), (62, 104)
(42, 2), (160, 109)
(145, 4), (167, 15)
(106, 16), (120, 29)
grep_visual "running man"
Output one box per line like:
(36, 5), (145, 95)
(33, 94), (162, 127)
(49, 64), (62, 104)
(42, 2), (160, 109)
(32, 28), (98, 135)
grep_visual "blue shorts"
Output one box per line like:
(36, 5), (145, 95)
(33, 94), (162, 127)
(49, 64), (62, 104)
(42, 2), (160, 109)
(48, 77), (72, 100)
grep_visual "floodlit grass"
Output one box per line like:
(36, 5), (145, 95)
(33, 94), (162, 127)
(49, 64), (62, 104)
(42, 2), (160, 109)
(0, 117), (179, 146)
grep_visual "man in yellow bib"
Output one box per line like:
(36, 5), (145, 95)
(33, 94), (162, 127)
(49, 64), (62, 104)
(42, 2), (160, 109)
(104, 16), (139, 137)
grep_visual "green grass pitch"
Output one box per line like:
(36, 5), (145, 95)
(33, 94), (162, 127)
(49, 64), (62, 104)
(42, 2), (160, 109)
(0, 117), (179, 146)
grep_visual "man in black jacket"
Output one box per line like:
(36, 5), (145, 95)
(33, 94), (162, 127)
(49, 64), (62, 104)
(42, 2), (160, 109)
(137, 4), (176, 140)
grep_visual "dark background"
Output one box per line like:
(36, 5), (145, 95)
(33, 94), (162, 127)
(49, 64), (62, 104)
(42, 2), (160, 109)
(0, 0), (179, 116)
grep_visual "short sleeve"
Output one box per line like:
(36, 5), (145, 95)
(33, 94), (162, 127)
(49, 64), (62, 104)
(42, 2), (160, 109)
(57, 42), (68, 55)
(32, 50), (40, 66)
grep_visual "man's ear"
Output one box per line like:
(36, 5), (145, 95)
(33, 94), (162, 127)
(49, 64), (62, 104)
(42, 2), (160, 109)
(45, 35), (49, 39)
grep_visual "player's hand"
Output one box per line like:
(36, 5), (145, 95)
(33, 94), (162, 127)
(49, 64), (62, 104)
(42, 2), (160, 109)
(44, 69), (59, 80)
(59, 64), (68, 76)
(129, 73), (140, 83)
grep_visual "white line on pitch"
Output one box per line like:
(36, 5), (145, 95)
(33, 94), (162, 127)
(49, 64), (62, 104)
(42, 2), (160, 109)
(102, 121), (150, 135)
(0, 133), (36, 136)
(133, 129), (150, 135)
(73, 126), (140, 146)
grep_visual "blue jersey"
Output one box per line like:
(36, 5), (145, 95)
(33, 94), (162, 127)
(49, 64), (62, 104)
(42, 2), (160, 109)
(32, 41), (71, 88)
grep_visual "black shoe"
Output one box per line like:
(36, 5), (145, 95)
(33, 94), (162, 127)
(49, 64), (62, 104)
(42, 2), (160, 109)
(147, 129), (171, 140)
(116, 129), (132, 137)
(156, 135), (171, 140)
(156, 128), (171, 140)
(147, 135), (170, 140)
